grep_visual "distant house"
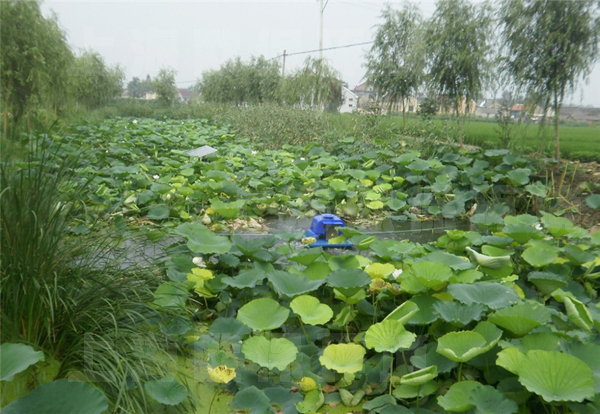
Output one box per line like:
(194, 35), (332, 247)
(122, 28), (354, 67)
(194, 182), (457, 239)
(144, 92), (157, 100)
(176, 88), (197, 102)
(475, 107), (500, 119)
(339, 86), (358, 113)
(352, 82), (376, 108)
(560, 107), (600, 124)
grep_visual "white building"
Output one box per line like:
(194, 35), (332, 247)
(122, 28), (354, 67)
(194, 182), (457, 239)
(339, 86), (358, 113)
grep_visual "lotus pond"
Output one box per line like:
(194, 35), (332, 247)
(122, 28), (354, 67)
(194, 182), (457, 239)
(2, 118), (600, 414)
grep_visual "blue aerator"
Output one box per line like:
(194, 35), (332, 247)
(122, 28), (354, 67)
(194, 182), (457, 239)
(305, 214), (353, 248)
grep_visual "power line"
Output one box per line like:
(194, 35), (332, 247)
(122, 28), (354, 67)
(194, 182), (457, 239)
(270, 40), (373, 61)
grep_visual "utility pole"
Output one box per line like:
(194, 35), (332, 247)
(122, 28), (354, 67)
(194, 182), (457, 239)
(319, 0), (324, 60)
(282, 50), (287, 77)
(319, 0), (325, 60)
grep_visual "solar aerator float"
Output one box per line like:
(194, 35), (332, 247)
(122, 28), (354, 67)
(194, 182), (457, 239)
(304, 214), (353, 248)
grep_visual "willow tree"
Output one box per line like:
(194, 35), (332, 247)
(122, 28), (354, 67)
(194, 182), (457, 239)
(281, 58), (342, 112)
(425, 0), (493, 146)
(499, 0), (600, 159)
(364, 3), (425, 134)
(153, 68), (178, 106)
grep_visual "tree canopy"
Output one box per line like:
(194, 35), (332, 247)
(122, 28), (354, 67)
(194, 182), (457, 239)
(499, 0), (600, 159)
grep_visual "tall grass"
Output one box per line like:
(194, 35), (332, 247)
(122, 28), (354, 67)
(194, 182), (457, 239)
(0, 137), (181, 412)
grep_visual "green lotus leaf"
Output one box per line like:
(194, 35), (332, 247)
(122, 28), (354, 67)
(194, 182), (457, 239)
(367, 200), (384, 210)
(327, 268), (371, 289)
(319, 343), (366, 374)
(290, 248), (324, 266)
(470, 384), (518, 414)
(507, 168), (531, 186)
(208, 317), (251, 342)
(147, 205), (170, 220)
(437, 331), (487, 362)
(173, 223), (232, 254)
(447, 282), (519, 309)
(563, 296), (594, 332)
(470, 212), (504, 229)
(488, 301), (552, 337)
(144, 377), (188, 405)
(365, 320), (416, 353)
(437, 322), (502, 363)
(296, 389), (325, 413)
(409, 261), (453, 289)
(153, 282), (189, 308)
(400, 365), (438, 386)
(515, 350), (595, 403)
(210, 198), (245, 219)
(540, 213), (577, 237)
(422, 251), (474, 270)
(329, 179), (348, 192)
(334, 287), (367, 305)
(2, 379), (109, 414)
(221, 268), (266, 289)
(365, 262), (396, 279)
(525, 183), (548, 198)
(0, 343), (45, 382)
(442, 199), (465, 218)
(242, 336), (298, 371)
(304, 261), (331, 280)
(236, 298), (290, 331)
(433, 301), (485, 326)
(565, 342), (600, 393)
(409, 193), (433, 208)
(466, 247), (511, 270)
(527, 271), (568, 295)
(383, 301), (420, 325)
(392, 380), (439, 399)
(290, 295), (333, 325)
(496, 347), (524, 375)
(230, 386), (271, 414)
(267, 271), (324, 298)
(406, 296), (441, 325)
(585, 194), (600, 209)
(522, 246), (559, 268)
(437, 381), (481, 412)
(502, 224), (543, 245)
(411, 343), (458, 374)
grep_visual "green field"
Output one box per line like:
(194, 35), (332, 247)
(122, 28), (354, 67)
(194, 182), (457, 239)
(329, 113), (600, 162)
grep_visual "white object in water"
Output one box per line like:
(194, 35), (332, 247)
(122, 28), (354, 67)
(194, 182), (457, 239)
(187, 145), (218, 158)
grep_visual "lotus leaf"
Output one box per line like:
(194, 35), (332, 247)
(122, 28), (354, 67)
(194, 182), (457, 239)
(267, 270), (324, 298)
(365, 320), (416, 353)
(0, 343), (45, 382)
(237, 298), (290, 331)
(437, 381), (481, 412)
(437, 322), (502, 362)
(173, 223), (232, 254)
(296, 389), (325, 413)
(2, 379), (109, 414)
(465, 247), (511, 270)
(563, 296), (594, 332)
(448, 282), (519, 309)
(365, 262), (396, 279)
(319, 343), (366, 374)
(327, 268), (371, 288)
(400, 366), (438, 386)
(304, 261), (331, 280)
(408, 261), (454, 289)
(145, 377), (188, 405)
(411, 343), (458, 374)
(230, 386), (271, 414)
(498, 350), (595, 403)
(470, 384), (518, 414)
(392, 380), (439, 399)
(242, 336), (298, 371)
(210, 198), (245, 218)
(383, 301), (420, 325)
(290, 295), (333, 325)
(290, 248), (323, 266)
(488, 301), (552, 336)
(522, 246), (559, 268)
(433, 301), (485, 326)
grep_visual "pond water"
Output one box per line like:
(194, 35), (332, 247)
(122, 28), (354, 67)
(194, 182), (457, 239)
(258, 216), (471, 245)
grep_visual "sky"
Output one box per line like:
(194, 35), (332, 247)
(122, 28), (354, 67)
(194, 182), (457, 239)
(42, 0), (600, 107)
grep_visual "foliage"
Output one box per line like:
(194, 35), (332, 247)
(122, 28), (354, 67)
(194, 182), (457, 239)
(198, 55), (281, 105)
(0, 141), (182, 412)
(71, 50), (125, 110)
(364, 3), (426, 133)
(0, 0), (73, 133)
(281, 57), (344, 112)
(425, 0), (493, 145)
(127, 75), (153, 98)
(499, 0), (600, 159)
(152, 67), (179, 106)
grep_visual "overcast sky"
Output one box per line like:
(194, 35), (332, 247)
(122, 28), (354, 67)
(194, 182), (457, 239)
(43, 0), (600, 107)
